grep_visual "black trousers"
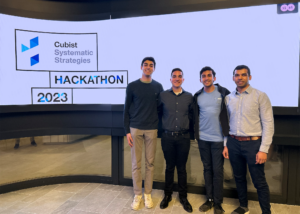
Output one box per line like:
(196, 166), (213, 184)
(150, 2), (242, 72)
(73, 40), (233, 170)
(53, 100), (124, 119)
(198, 139), (224, 204)
(161, 132), (190, 198)
(227, 136), (271, 214)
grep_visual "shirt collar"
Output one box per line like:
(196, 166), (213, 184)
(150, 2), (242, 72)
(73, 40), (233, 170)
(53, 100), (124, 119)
(235, 85), (252, 95)
(168, 87), (185, 95)
(139, 79), (152, 83)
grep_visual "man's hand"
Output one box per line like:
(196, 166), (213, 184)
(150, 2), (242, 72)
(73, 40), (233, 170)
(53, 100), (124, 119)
(126, 133), (134, 148)
(223, 146), (229, 159)
(256, 151), (267, 164)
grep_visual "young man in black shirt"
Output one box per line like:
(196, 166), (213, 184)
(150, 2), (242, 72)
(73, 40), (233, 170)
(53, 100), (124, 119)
(124, 57), (163, 210)
(159, 68), (194, 213)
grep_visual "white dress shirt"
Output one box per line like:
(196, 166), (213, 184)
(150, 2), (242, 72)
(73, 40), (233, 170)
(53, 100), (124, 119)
(225, 85), (274, 153)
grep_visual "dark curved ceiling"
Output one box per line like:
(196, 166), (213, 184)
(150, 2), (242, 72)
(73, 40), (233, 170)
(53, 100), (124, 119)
(0, 0), (292, 21)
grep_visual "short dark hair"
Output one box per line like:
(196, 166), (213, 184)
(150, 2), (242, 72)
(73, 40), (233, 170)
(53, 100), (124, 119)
(141, 57), (156, 68)
(233, 65), (251, 76)
(200, 66), (216, 78)
(171, 68), (183, 76)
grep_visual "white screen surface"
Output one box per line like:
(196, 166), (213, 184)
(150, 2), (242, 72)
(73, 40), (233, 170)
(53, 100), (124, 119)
(0, 4), (299, 106)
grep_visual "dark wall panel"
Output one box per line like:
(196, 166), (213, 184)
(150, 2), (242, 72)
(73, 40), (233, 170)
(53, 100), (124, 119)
(273, 115), (300, 146)
(0, 111), (113, 140)
(111, 0), (290, 19)
(0, 0), (111, 21)
(0, 0), (294, 21)
(287, 146), (300, 204)
(0, 111), (112, 132)
(297, 147), (300, 205)
(112, 111), (124, 128)
(1, 108), (300, 147)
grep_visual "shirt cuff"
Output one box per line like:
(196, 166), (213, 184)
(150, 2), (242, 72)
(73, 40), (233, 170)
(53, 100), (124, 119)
(124, 128), (130, 135)
(259, 144), (270, 153)
(224, 136), (228, 147)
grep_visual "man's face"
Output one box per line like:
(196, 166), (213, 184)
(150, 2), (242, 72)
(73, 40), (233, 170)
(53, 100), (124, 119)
(141, 60), (155, 77)
(200, 70), (216, 87)
(233, 68), (252, 88)
(171, 70), (184, 88)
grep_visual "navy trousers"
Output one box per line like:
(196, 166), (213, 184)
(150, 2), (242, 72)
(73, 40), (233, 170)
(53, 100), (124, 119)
(227, 136), (271, 214)
(161, 132), (190, 198)
(198, 139), (224, 204)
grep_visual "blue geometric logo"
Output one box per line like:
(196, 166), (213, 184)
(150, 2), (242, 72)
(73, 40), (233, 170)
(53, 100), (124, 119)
(30, 37), (39, 49)
(31, 54), (39, 66)
(22, 37), (39, 52)
(21, 37), (39, 66)
(21, 44), (29, 52)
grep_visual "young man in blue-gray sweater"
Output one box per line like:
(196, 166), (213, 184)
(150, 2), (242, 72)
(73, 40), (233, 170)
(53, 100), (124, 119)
(194, 66), (230, 214)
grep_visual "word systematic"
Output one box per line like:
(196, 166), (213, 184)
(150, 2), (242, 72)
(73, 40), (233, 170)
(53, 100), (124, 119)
(55, 50), (93, 56)
(50, 71), (127, 88)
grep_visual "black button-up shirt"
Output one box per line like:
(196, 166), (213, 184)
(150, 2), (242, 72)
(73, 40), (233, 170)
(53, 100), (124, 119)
(159, 88), (194, 132)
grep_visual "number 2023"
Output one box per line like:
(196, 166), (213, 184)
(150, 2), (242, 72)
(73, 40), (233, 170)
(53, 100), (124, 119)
(38, 93), (68, 102)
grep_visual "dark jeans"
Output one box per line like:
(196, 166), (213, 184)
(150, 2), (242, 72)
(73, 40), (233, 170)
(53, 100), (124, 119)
(227, 136), (271, 214)
(161, 132), (190, 198)
(198, 139), (224, 204)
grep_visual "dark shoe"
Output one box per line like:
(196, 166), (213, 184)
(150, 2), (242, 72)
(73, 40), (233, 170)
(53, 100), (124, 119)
(199, 199), (214, 212)
(179, 197), (193, 213)
(231, 206), (249, 214)
(31, 140), (37, 146)
(14, 143), (19, 149)
(160, 195), (172, 209)
(214, 204), (225, 214)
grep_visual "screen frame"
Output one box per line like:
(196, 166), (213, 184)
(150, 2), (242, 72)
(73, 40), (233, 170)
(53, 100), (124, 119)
(0, 1), (298, 115)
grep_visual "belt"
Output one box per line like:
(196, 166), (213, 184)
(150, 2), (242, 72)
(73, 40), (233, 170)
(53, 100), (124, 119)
(230, 135), (261, 141)
(164, 130), (188, 136)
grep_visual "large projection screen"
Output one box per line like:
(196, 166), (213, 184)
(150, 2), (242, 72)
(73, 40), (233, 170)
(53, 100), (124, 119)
(0, 3), (299, 107)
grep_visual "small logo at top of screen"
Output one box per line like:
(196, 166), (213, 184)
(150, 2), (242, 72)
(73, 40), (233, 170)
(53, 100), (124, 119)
(281, 4), (295, 12)
(21, 36), (39, 66)
(277, 3), (298, 14)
